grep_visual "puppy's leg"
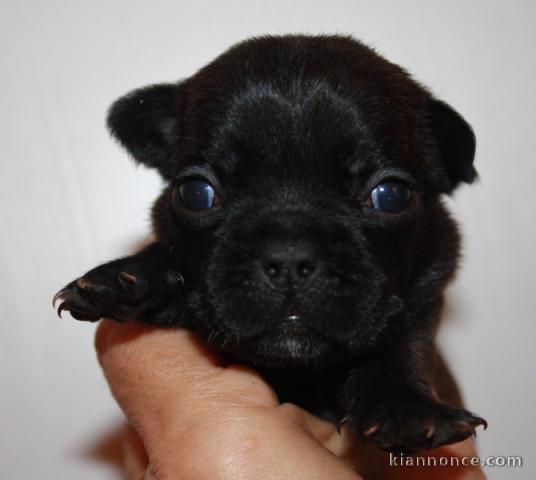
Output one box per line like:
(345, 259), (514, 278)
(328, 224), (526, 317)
(337, 336), (487, 453)
(53, 243), (185, 324)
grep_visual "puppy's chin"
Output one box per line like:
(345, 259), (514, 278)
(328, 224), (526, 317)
(217, 317), (349, 369)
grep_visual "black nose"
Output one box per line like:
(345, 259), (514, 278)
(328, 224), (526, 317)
(260, 243), (319, 289)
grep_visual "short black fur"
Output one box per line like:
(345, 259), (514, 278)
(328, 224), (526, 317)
(54, 35), (486, 453)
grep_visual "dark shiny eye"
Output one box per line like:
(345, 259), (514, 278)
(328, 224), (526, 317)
(370, 181), (412, 213)
(174, 178), (218, 211)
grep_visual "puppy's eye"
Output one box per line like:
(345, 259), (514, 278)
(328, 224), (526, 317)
(173, 178), (219, 211)
(369, 181), (412, 213)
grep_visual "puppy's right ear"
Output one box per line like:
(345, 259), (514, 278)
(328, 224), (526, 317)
(425, 99), (477, 193)
(107, 83), (182, 178)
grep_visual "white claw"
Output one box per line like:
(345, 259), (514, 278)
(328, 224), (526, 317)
(52, 289), (68, 308)
(57, 302), (68, 318)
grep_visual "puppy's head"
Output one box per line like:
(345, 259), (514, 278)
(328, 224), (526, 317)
(108, 36), (477, 368)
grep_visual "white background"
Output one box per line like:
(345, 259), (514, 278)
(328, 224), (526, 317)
(1, 1), (534, 478)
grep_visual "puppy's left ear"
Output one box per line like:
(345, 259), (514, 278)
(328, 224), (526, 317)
(425, 99), (477, 192)
(107, 83), (182, 179)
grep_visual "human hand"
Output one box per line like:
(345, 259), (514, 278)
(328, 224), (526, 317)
(95, 319), (485, 480)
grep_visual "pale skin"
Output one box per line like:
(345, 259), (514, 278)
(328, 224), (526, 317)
(95, 319), (485, 480)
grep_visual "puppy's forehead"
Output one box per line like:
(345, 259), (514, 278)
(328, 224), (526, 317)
(210, 82), (378, 178)
(180, 35), (428, 183)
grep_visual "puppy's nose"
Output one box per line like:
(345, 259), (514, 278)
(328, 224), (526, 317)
(260, 243), (319, 289)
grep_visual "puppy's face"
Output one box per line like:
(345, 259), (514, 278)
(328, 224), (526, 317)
(109, 36), (477, 368)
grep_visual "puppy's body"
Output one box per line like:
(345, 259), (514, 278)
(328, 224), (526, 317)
(55, 35), (486, 453)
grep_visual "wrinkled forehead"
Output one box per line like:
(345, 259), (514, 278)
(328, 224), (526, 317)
(180, 81), (424, 189)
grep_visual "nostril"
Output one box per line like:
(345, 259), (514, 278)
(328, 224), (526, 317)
(297, 261), (316, 278)
(263, 262), (281, 278)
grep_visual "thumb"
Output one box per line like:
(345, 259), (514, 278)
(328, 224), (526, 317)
(95, 319), (278, 477)
(95, 320), (362, 480)
(95, 317), (278, 408)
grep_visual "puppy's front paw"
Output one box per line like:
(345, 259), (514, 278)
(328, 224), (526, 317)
(53, 258), (184, 322)
(341, 389), (487, 454)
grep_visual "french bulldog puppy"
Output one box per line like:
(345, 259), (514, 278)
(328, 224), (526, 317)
(54, 35), (486, 453)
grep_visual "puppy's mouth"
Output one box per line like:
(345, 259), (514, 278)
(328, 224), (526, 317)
(250, 313), (315, 339)
(278, 314), (307, 334)
(220, 313), (346, 368)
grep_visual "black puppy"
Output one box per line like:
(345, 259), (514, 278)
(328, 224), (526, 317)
(54, 35), (486, 453)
